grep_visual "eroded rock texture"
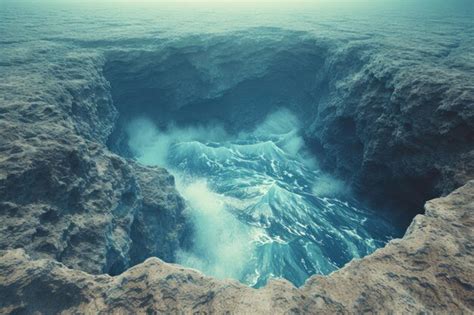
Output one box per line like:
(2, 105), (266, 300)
(0, 55), (187, 276)
(102, 34), (474, 220)
(1, 181), (473, 313)
(306, 50), (474, 217)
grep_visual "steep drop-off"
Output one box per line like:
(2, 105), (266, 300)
(1, 181), (473, 313)
(0, 53), (188, 276)
(104, 32), (474, 224)
(0, 5), (473, 312)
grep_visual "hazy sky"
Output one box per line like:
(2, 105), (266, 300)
(2, 0), (472, 10)
(0, 0), (472, 19)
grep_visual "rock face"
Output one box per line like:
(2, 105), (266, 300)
(0, 54), (187, 276)
(103, 34), (474, 220)
(0, 134), (186, 276)
(1, 181), (473, 313)
(306, 47), (474, 218)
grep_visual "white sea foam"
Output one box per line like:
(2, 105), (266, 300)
(127, 109), (398, 287)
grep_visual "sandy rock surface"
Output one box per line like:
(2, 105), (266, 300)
(1, 181), (472, 314)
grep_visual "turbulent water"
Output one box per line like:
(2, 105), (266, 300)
(128, 109), (399, 287)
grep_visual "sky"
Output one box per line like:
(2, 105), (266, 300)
(2, 0), (472, 14)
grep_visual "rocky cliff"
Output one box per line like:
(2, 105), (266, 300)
(1, 181), (472, 313)
(102, 33), (474, 223)
(0, 54), (187, 277)
(306, 45), (474, 219)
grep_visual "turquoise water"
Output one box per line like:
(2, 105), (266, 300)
(127, 110), (399, 287)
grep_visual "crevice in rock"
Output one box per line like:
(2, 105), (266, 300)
(100, 33), (441, 284)
(102, 34), (438, 227)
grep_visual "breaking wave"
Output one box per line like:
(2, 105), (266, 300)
(127, 108), (399, 287)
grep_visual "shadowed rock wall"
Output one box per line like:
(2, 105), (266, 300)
(104, 33), (474, 222)
(0, 54), (187, 276)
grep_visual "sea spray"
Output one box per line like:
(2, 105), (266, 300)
(127, 109), (399, 287)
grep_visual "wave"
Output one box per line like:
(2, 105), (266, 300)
(127, 109), (399, 287)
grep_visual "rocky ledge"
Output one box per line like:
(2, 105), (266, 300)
(1, 180), (473, 313)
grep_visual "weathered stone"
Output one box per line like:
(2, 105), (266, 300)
(1, 181), (472, 313)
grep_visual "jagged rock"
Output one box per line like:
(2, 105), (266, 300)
(128, 162), (187, 268)
(0, 135), (186, 275)
(0, 53), (187, 276)
(102, 34), (474, 219)
(1, 181), (472, 313)
(306, 48), (474, 216)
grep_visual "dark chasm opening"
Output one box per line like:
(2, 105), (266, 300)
(101, 32), (429, 287)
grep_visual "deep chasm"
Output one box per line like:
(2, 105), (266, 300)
(0, 0), (473, 313)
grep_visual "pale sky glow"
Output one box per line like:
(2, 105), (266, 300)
(1, 0), (391, 12)
(3, 0), (384, 4)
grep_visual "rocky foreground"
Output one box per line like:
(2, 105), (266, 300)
(1, 181), (473, 313)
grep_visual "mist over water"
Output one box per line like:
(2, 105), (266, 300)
(127, 109), (400, 287)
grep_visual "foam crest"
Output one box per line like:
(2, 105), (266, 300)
(126, 108), (399, 287)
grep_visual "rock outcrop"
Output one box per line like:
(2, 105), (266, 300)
(0, 54), (187, 276)
(0, 133), (186, 276)
(1, 181), (473, 313)
(306, 46), (474, 218)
